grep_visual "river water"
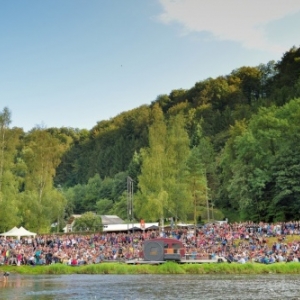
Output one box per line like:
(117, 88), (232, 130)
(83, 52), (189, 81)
(1, 274), (300, 300)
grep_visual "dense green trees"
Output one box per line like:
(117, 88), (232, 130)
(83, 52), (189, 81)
(1, 46), (300, 232)
(219, 99), (300, 221)
(0, 118), (68, 232)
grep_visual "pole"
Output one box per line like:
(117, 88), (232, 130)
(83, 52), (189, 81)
(193, 178), (197, 237)
(127, 177), (130, 233)
(131, 178), (134, 233)
(205, 169), (209, 222)
(160, 216), (164, 236)
(127, 176), (134, 233)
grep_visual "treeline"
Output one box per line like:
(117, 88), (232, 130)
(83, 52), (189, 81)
(1, 46), (300, 232)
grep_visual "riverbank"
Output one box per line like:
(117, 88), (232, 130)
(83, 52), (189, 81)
(2, 261), (300, 275)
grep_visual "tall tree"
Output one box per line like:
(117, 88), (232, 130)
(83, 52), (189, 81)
(189, 123), (216, 221)
(231, 66), (262, 104)
(186, 146), (207, 226)
(165, 113), (191, 223)
(20, 128), (65, 231)
(137, 105), (191, 224)
(0, 107), (11, 194)
(136, 104), (168, 222)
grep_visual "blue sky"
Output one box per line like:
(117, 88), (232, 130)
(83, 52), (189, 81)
(1, 0), (300, 132)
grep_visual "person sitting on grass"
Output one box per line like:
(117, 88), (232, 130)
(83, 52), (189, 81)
(268, 254), (276, 264)
(261, 254), (270, 264)
(77, 255), (86, 265)
(70, 255), (78, 266)
(237, 255), (246, 264)
(8, 251), (17, 265)
(34, 246), (42, 264)
(28, 254), (36, 265)
(36, 254), (46, 265)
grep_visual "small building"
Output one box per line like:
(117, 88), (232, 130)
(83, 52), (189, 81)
(101, 215), (124, 225)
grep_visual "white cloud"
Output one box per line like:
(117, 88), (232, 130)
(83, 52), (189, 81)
(157, 0), (300, 53)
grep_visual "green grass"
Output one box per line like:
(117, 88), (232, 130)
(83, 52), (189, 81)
(2, 261), (300, 275)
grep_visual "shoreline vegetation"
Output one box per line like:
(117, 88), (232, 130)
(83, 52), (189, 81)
(2, 261), (300, 275)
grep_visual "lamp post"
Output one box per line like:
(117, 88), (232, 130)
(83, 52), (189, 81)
(127, 176), (134, 233)
(211, 201), (214, 221)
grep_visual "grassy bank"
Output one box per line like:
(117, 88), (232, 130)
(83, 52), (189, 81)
(2, 261), (300, 275)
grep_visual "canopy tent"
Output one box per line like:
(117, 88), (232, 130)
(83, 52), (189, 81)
(0, 226), (36, 239)
(0, 226), (19, 237)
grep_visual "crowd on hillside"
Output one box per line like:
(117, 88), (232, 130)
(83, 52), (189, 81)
(1, 221), (300, 266)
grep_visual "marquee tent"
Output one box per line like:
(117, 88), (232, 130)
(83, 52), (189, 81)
(0, 226), (36, 239)
(0, 226), (19, 236)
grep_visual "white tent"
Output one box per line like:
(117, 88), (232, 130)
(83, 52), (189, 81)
(0, 226), (36, 239)
(0, 226), (19, 237)
(16, 226), (36, 237)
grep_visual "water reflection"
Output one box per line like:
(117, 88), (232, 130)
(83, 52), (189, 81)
(1, 274), (300, 300)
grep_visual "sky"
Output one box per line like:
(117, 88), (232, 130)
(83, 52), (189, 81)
(1, 0), (300, 132)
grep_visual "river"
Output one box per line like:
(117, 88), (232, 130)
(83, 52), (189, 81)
(1, 274), (300, 300)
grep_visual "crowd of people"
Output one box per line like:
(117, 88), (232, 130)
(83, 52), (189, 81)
(1, 221), (300, 266)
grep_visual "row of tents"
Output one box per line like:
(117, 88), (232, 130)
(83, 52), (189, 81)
(0, 227), (36, 240)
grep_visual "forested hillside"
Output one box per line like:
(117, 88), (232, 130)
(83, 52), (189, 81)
(1, 46), (300, 232)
